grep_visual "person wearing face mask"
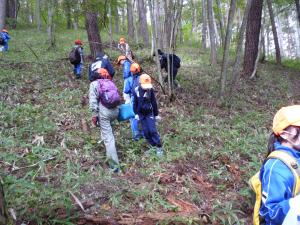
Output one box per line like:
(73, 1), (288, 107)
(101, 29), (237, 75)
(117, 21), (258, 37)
(258, 105), (300, 225)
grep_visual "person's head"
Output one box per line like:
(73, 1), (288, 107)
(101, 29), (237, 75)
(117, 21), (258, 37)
(74, 39), (83, 45)
(140, 74), (153, 90)
(119, 37), (126, 44)
(157, 49), (163, 55)
(95, 52), (105, 61)
(97, 68), (111, 80)
(117, 55), (127, 65)
(2, 29), (8, 33)
(269, 105), (300, 152)
(130, 63), (141, 75)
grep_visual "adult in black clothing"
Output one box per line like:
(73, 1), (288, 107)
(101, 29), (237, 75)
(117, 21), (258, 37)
(157, 49), (181, 87)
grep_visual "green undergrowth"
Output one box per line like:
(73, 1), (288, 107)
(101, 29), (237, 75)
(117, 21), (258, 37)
(1, 29), (299, 224)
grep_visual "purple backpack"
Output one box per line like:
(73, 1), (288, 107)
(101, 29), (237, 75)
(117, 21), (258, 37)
(98, 79), (121, 108)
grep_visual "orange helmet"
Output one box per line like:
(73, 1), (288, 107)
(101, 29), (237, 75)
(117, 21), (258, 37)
(117, 55), (127, 64)
(97, 68), (111, 80)
(140, 74), (153, 89)
(119, 37), (126, 44)
(130, 63), (141, 74)
(74, 39), (83, 45)
(2, 29), (8, 33)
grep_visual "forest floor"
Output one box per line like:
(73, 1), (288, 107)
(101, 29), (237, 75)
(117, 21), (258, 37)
(1, 29), (300, 225)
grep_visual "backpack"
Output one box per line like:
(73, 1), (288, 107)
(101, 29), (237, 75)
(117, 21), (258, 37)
(0, 34), (4, 46)
(249, 151), (300, 225)
(98, 79), (121, 109)
(69, 47), (81, 65)
(171, 54), (181, 68)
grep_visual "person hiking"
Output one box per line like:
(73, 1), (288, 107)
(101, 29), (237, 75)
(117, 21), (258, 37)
(256, 105), (300, 224)
(117, 55), (132, 103)
(133, 74), (163, 157)
(69, 39), (84, 79)
(89, 68), (121, 172)
(88, 52), (115, 82)
(117, 37), (133, 60)
(156, 49), (181, 88)
(0, 29), (10, 52)
(124, 63), (143, 140)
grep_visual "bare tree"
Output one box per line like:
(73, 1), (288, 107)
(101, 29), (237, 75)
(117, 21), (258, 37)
(243, 0), (263, 77)
(137, 0), (149, 46)
(216, 0), (225, 46)
(64, 0), (72, 29)
(0, 0), (7, 30)
(127, 0), (135, 41)
(36, 0), (41, 31)
(201, 0), (207, 50)
(85, 11), (102, 57)
(219, 0), (237, 99)
(296, 0), (300, 26)
(207, 0), (217, 65)
(267, 0), (281, 64)
(47, 0), (56, 48)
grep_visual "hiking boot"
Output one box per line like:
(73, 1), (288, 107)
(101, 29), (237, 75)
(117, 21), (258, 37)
(76, 74), (81, 79)
(156, 147), (164, 158)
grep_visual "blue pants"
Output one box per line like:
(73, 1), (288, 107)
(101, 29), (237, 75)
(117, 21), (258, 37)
(130, 96), (142, 140)
(73, 63), (82, 78)
(140, 114), (161, 147)
(1, 42), (8, 51)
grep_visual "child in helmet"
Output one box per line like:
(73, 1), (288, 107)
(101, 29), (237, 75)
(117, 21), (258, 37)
(117, 55), (131, 103)
(123, 63), (143, 140)
(258, 105), (300, 224)
(0, 29), (10, 52)
(118, 37), (133, 60)
(89, 68), (120, 172)
(133, 74), (163, 156)
(73, 39), (84, 79)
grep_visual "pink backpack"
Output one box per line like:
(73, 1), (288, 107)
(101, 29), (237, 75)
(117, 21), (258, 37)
(98, 79), (121, 109)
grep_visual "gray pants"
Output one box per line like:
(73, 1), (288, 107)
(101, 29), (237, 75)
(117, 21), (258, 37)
(98, 104), (119, 165)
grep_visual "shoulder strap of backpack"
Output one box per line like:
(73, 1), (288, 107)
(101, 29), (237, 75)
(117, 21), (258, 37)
(267, 151), (300, 196)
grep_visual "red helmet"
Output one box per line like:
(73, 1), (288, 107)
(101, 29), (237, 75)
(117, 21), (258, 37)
(74, 39), (83, 45)
(97, 68), (112, 80)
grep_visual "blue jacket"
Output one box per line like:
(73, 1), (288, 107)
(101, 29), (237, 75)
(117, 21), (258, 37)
(122, 60), (131, 79)
(88, 58), (115, 82)
(1, 32), (10, 43)
(260, 143), (300, 225)
(133, 87), (158, 117)
(123, 73), (140, 96)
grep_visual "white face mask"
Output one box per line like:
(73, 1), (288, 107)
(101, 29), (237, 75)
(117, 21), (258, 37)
(282, 130), (300, 150)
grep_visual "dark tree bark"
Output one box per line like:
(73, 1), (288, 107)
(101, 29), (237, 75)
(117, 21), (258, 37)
(127, 0), (135, 41)
(267, 0), (281, 64)
(0, 0), (7, 30)
(6, 0), (18, 28)
(137, 0), (149, 46)
(85, 11), (102, 58)
(243, 0), (263, 77)
(295, 0), (300, 26)
(65, 0), (72, 29)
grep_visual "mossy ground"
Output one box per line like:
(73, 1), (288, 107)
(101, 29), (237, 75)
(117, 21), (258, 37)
(1, 29), (300, 225)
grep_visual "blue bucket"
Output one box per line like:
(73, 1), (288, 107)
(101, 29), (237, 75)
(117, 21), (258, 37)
(118, 103), (135, 121)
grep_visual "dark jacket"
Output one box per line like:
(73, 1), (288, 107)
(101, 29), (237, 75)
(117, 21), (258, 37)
(133, 87), (158, 117)
(88, 57), (115, 82)
(159, 53), (181, 73)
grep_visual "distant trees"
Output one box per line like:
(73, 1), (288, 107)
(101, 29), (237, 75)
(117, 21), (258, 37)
(207, 0), (217, 65)
(85, 11), (102, 57)
(0, 0), (6, 30)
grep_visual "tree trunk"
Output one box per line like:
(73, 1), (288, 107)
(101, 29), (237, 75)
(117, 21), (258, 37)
(219, 0), (237, 99)
(201, 0), (207, 50)
(0, 0), (7, 30)
(127, 0), (135, 41)
(108, 4), (113, 51)
(154, 0), (164, 49)
(243, 0), (263, 77)
(216, 0), (225, 46)
(190, 0), (197, 42)
(275, 11), (285, 58)
(73, 1), (79, 30)
(47, 0), (55, 48)
(213, 9), (220, 46)
(115, 6), (119, 34)
(6, 0), (17, 28)
(85, 11), (102, 58)
(148, 0), (163, 84)
(65, 0), (72, 29)
(207, 0), (217, 65)
(137, 0), (149, 46)
(294, 20), (300, 58)
(36, 0), (41, 31)
(228, 0), (253, 98)
(267, 0), (281, 64)
(295, 0), (300, 26)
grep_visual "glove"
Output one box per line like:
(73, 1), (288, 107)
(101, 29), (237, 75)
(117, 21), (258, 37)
(92, 116), (99, 127)
(155, 116), (162, 122)
(135, 114), (139, 120)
